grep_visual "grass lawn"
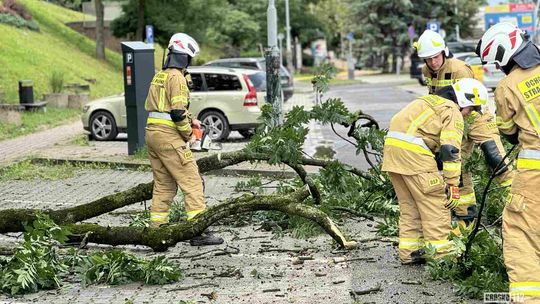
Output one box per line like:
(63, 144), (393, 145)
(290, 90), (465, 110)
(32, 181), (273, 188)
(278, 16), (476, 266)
(0, 0), (123, 103)
(0, 108), (80, 141)
(329, 78), (364, 86)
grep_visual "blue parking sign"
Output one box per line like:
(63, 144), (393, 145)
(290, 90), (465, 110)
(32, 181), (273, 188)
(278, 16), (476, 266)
(426, 21), (440, 33)
(145, 25), (154, 45)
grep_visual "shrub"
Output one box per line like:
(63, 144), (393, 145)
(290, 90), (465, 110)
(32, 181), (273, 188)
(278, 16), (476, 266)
(0, 13), (39, 31)
(49, 70), (64, 93)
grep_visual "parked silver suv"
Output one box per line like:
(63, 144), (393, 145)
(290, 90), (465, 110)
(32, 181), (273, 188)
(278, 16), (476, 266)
(204, 57), (294, 101)
(82, 66), (266, 141)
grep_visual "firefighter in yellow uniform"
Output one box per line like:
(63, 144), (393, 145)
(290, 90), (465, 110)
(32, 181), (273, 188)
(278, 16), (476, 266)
(478, 22), (540, 303)
(145, 33), (223, 246)
(416, 29), (513, 225)
(457, 110), (514, 224)
(382, 78), (489, 264)
(416, 30), (474, 94)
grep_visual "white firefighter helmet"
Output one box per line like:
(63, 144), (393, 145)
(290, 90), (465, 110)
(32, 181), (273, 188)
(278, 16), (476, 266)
(168, 33), (200, 57)
(476, 22), (524, 67)
(414, 30), (449, 59)
(452, 78), (489, 108)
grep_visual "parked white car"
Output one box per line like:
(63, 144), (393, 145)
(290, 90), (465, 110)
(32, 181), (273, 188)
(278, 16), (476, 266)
(454, 52), (505, 90)
(82, 66), (266, 141)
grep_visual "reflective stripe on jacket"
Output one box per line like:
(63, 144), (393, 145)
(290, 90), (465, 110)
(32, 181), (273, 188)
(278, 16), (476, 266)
(382, 95), (464, 186)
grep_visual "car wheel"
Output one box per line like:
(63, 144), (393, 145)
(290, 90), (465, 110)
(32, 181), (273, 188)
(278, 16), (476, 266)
(200, 111), (230, 141)
(89, 111), (118, 141)
(238, 129), (255, 139)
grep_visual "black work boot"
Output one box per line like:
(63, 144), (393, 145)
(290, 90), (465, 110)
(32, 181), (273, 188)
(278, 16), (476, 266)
(409, 249), (427, 265)
(189, 232), (224, 246)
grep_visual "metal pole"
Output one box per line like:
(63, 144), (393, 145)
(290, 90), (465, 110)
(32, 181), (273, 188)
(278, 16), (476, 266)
(534, 0), (540, 43)
(278, 34), (284, 66)
(267, 0), (277, 48)
(266, 0), (283, 126)
(347, 38), (354, 80)
(285, 0), (294, 73)
(455, 0), (462, 42)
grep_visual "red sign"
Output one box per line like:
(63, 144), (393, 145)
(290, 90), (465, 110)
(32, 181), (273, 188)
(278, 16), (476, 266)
(126, 66), (132, 86)
(510, 3), (535, 12)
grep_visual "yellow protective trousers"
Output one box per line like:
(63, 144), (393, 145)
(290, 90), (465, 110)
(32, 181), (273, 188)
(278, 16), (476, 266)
(504, 169), (540, 304)
(145, 125), (206, 227)
(389, 172), (454, 263)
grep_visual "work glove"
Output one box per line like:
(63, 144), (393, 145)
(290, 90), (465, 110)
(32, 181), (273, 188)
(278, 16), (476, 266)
(445, 185), (460, 210)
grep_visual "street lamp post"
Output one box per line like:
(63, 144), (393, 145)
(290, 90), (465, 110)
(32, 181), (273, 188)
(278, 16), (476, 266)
(266, 0), (283, 126)
(285, 0), (294, 73)
(346, 32), (354, 80)
(278, 33), (285, 66)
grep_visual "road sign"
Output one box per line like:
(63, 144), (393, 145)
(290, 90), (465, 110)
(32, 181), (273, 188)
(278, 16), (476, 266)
(346, 32), (354, 41)
(484, 4), (536, 32)
(145, 25), (154, 45)
(426, 21), (441, 33)
(407, 25), (416, 40)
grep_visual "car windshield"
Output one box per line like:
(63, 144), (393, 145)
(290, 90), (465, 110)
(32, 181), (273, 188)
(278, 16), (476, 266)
(247, 72), (266, 91)
(447, 42), (477, 54)
(466, 56), (482, 65)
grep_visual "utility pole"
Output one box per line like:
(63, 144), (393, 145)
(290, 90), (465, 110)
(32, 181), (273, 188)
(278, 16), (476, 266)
(285, 0), (294, 73)
(278, 33), (285, 66)
(454, 0), (462, 42)
(266, 0), (283, 126)
(346, 33), (354, 80)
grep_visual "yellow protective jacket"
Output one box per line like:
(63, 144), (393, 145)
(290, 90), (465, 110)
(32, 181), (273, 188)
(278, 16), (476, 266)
(145, 68), (192, 140)
(422, 57), (474, 94)
(495, 64), (540, 199)
(382, 95), (464, 186)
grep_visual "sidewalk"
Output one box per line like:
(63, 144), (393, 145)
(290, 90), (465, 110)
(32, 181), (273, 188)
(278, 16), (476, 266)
(353, 72), (417, 85)
(0, 119), (83, 166)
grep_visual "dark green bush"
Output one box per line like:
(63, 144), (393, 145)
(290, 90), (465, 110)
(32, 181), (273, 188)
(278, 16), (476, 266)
(0, 13), (39, 31)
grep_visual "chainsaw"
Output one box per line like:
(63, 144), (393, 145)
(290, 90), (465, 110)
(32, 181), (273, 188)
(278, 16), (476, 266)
(190, 124), (222, 152)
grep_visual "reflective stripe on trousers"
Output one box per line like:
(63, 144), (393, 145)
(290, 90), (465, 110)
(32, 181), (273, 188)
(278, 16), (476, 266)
(458, 192), (476, 205)
(500, 178), (513, 187)
(425, 239), (454, 252)
(150, 211), (169, 223)
(384, 131), (434, 156)
(510, 282), (540, 296)
(187, 209), (205, 221)
(517, 149), (540, 170)
(399, 237), (454, 252)
(399, 237), (424, 250)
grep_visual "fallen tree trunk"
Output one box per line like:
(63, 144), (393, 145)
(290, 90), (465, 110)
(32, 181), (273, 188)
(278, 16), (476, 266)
(0, 151), (249, 233)
(0, 182), (153, 233)
(0, 150), (369, 233)
(67, 188), (358, 252)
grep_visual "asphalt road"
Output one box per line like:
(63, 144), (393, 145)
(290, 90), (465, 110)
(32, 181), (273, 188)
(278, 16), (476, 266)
(303, 83), (418, 170)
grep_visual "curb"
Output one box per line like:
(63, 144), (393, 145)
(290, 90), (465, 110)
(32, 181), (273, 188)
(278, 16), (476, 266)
(29, 157), (300, 179)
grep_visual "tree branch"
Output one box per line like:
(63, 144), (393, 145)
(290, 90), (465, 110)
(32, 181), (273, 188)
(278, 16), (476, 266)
(67, 188), (357, 252)
(0, 150), (370, 233)
(287, 163), (321, 205)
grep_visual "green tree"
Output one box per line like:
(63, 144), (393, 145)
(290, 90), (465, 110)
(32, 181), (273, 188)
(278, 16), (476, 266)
(111, 0), (227, 47)
(350, 0), (413, 72)
(349, 0), (486, 71)
(111, 0), (330, 58)
(207, 6), (261, 57)
(411, 0), (486, 41)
